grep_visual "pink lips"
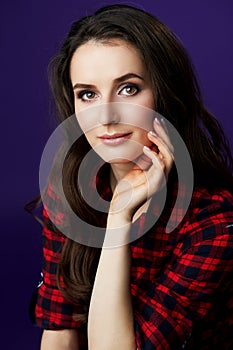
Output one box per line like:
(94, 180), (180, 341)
(99, 132), (132, 145)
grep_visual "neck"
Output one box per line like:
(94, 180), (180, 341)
(110, 161), (151, 222)
(110, 162), (134, 191)
(109, 161), (152, 222)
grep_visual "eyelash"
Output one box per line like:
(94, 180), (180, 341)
(120, 84), (140, 96)
(76, 83), (140, 102)
(77, 90), (97, 102)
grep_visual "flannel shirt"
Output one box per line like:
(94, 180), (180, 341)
(32, 164), (233, 350)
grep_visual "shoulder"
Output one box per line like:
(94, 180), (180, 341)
(189, 187), (233, 224)
(179, 187), (233, 251)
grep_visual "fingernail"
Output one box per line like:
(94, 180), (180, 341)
(143, 145), (151, 151)
(154, 117), (161, 125)
(149, 130), (157, 137)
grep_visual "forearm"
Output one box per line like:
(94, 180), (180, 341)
(40, 329), (79, 350)
(88, 218), (136, 350)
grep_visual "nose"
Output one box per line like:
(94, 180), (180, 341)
(99, 103), (120, 125)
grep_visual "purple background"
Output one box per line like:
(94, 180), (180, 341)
(1, 0), (232, 349)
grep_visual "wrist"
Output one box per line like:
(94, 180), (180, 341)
(107, 209), (132, 226)
(104, 213), (132, 247)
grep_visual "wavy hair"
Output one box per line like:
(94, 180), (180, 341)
(28, 4), (233, 321)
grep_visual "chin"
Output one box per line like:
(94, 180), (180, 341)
(98, 150), (143, 164)
(91, 141), (144, 164)
(107, 158), (134, 164)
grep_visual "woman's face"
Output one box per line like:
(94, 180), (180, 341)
(70, 39), (155, 163)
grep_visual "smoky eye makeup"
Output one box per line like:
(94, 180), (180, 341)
(118, 83), (141, 96)
(76, 90), (98, 102)
(74, 78), (144, 102)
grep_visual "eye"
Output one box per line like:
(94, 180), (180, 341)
(119, 84), (139, 97)
(77, 90), (97, 102)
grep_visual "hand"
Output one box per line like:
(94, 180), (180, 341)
(110, 117), (174, 221)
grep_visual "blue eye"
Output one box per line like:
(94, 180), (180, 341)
(119, 84), (139, 96)
(78, 90), (97, 101)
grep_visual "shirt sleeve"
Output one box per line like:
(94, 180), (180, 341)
(132, 195), (233, 349)
(33, 206), (85, 330)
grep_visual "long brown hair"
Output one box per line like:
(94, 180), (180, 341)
(28, 4), (233, 321)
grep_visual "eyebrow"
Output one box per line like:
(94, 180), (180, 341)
(72, 73), (144, 90)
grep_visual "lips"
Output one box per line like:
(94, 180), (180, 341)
(100, 133), (131, 139)
(98, 132), (132, 145)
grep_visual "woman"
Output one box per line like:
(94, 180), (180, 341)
(29, 4), (233, 349)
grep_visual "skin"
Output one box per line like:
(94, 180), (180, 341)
(70, 40), (155, 180)
(41, 39), (174, 349)
(70, 39), (173, 221)
(41, 329), (79, 350)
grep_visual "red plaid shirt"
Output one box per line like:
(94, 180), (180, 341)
(32, 166), (233, 350)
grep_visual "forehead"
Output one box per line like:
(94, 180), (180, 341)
(70, 39), (145, 82)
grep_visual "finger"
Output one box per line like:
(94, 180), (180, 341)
(144, 137), (173, 179)
(133, 152), (152, 171)
(153, 117), (173, 153)
(148, 131), (174, 163)
(143, 146), (165, 170)
(143, 146), (167, 192)
(161, 117), (169, 133)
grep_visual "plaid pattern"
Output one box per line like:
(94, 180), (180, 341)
(32, 167), (233, 350)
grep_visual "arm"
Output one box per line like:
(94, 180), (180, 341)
(41, 329), (79, 350)
(88, 219), (136, 350)
(33, 202), (87, 348)
(132, 196), (233, 349)
(88, 121), (174, 349)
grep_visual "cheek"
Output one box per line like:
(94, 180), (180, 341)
(80, 126), (98, 147)
(139, 91), (155, 109)
(135, 128), (153, 147)
(75, 107), (100, 134)
(75, 100), (155, 134)
(115, 91), (155, 129)
(120, 104), (154, 131)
